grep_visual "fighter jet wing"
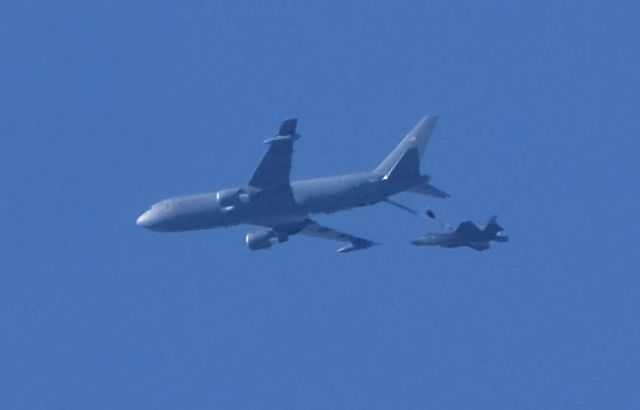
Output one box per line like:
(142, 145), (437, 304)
(454, 220), (482, 236)
(248, 118), (299, 189)
(273, 219), (378, 253)
(468, 241), (491, 251)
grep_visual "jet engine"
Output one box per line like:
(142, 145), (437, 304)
(216, 188), (251, 212)
(245, 230), (288, 251)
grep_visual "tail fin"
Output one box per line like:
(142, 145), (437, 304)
(382, 147), (420, 181)
(483, 216), (504, 236)
(374, 116), (438, 176)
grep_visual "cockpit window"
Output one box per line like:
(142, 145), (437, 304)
(151, 200), (172, 210)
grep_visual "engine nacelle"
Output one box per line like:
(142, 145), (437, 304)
(245, 230), (288, 251)
(216, 188), (251, 212)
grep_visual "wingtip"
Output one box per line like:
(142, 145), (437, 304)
(421, 114), (439, 124)
(278, 118), (298, 136)
(336, 240), (378, 253)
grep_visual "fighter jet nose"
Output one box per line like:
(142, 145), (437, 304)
(136, 210), (152, 228)
(410, 238), (429, 246)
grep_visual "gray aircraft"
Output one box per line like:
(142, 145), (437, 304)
(411, 216), (508, 251)
(136, 116), (448, 252)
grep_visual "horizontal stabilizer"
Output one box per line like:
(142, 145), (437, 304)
(408, 181), (450, 198)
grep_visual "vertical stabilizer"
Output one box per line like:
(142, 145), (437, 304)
(483, 216), (504, 236)
(374, 116), (438, 175)
(382, 147), (420, 180)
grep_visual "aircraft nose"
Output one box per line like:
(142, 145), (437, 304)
(410, 238), (428, 246)
(136, 210), (153, 228)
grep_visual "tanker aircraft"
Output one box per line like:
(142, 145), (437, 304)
(136, 116), (448, 252)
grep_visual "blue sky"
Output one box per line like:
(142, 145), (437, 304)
(2, 1), (639, 409)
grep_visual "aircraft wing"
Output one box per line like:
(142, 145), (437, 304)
(274, 219), (378, 253)
(248, 118), (299, 188)
(455, 220), (482, 236)
(468, 241), (490, 251)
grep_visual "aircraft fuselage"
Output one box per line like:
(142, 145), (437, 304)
(136, 172), (422, 232)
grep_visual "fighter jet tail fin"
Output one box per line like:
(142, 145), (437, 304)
(484, 216), (504, 235)
(374, 116), (438, 176)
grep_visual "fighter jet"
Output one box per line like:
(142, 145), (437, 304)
(411, 216), (508, 251)
(136, 116), (448, 252)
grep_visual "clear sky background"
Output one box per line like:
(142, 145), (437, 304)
(2, 1), (639, 409)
